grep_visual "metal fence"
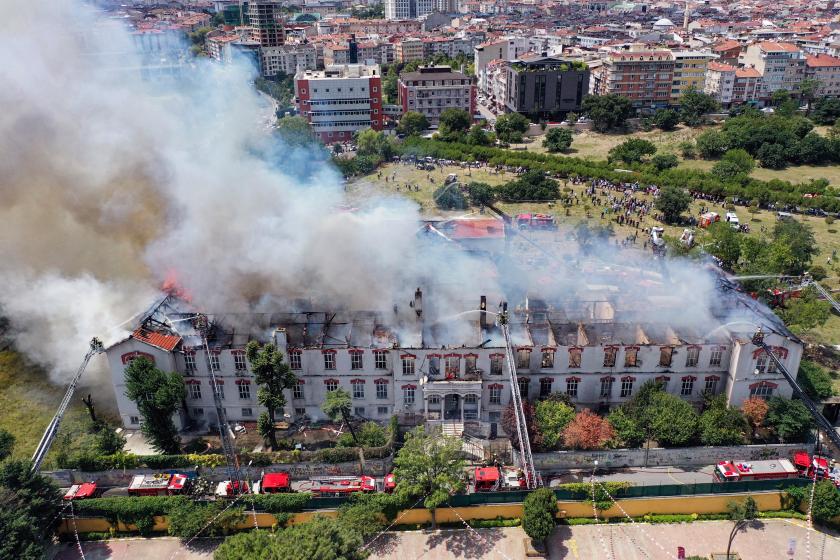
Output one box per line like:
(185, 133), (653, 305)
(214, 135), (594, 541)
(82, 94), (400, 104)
(302, 478), (810, 510)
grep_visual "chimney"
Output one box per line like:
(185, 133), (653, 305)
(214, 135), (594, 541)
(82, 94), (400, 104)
(480, 295), (488, 330)
(414, 288), (423, 318)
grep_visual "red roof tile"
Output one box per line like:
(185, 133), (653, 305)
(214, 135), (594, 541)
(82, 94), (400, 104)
(132, 328), (182, 352)
(806, 54), (840, 68)
(447, 218), (505, 240)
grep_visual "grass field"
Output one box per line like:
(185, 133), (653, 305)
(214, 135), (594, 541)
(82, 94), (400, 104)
(0, 351), (96, 465)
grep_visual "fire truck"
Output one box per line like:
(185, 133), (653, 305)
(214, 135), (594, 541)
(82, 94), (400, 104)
(310, 476), (376, 497)
(473, 466), (526, 492)
(63, 481), (97, 501)
(128, 473), (190, 497)
(793, 451), (831, 480)
(515, 213), (557, 230)
(215, 480), (250, 497)
(253, 472), (292, 494)
(713, 459), (799, 482)
(383, 473), (396, 494)
(698, 212), (720, 229)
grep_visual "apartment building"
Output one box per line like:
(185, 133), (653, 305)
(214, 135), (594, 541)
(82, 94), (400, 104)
(260, 44), (317, 78)
(705, 61), (737, 106)
(206, 33), (240, 63)
(503, 55), (589, 119)
(711, 39), (742, 66)
(385, 0), (435, 20)
(740, 41), (805, 99)
(247, 1), (285, 47)
(424, 36), (482, 60)
(671, 51), (715, 103)
(593, 49), (675, 110)
(732, 67), (762, 105)
(295, 64), (384, 143)
(474, 37), (546, 93)
(357, 41), (395, 66)
(805, 54), (840, 98)
(395, 38), (425, 63)
(398, 66), (475, 126)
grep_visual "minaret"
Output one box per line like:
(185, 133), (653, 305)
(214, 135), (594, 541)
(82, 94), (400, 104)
(683, 0), (690, 30)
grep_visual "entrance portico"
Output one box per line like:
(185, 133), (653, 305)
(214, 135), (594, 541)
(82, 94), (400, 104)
(422, 379), (482, 423)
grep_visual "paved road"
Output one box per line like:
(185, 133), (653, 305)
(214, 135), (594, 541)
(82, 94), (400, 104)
(548, 465), (718, 487)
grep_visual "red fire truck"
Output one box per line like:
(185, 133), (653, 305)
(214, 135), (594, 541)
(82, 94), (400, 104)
(473, 467), (526, 492)
(311, 476), (376, 497)
(793, 451), (831, 480)
(253, 472), (292, 494)
(128, 473), (190, 497)
(383, 473), (396, 494)
(64, 481), (97, 501)
(516, 213), (557, 230)
(713, 459), (799, 482)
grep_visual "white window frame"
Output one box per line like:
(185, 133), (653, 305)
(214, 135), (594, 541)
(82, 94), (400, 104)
(233, 353), (247, 371)
(490, 355), (504, 375)
(566, 379), (579, 398)
(209, 353), (220, 372)
(620, 379), (633, 398)
(189, 383), (202, 400)
(289, 351), (302, 370)
(402, 357), (415, 375)
(184, 353), (196, 371)
(540, 378), (552, 397)
(238, 383), (251, 400)
(241, 407), (253, 417)
(709, 348), (723, 367)
(685, 347), (700, 368)
(324, 353), (336, 370)
(403, 386), (415, 406)
(376, 382), (388, 400)
(681, 378), (694, 396)
(600, 379), (613, 398)
(353, 383), (365, 399)
(325, 380), (338, 392)
(489, 386), (501, 404)
(351, 352), (364, 370)
(375, 352), (387, 370)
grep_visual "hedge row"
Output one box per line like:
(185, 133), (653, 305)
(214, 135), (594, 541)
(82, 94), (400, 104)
(398, 138), (840, 212)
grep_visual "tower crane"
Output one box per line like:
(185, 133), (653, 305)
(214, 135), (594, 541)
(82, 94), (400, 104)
(31, 337), (104, 472)
(193, 314), (244, 493)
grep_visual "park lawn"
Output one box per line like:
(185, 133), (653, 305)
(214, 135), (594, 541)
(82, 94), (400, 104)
(680, 158), (840, 185)
(0, 351), (94, 463)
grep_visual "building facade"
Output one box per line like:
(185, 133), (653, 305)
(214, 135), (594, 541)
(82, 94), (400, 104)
(805, 54), (840, 98)
(670, 51), (714, 103)
(395, 38), (425, 63)
(740, 41), (805, 99)
(295, 64), (384, 143)
(105, 298), (803, 437)
(705, 61), (736, 106)
(594, 49), (675, 110)
(385, 0), (435, 20)
(398, 66), (475, 126)
(260, 44), (317, 77)
(502, 55), (589, 119)
(247, 1), (285, 47)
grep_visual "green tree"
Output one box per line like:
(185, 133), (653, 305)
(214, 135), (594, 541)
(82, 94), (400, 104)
(649, 392), (699, 447)
(726, 496), (758, 560)
(214, 529), (275, 560)
(655, 185), (692, 224)
(650, 153), (679, 171)
(522, 487), (558, 546)
(653, 108), (680, 131)
(383, 65), (398, 104)
(797, 361), (835, 400)
(699, 397), (749, 446)
(778, 287), (831, 334)
(355, 128), (394, 159)
(433, 183), (468, 209)
(169, 500), (243, 538)
(123, 358), (185, 454)
(797, 132), (830, 165)
(534, 399), (575, 449)
(799, 78), (820, 114)
(772, 220), (818, 275)
(679, 86), (719, 126)
(272, 516), (365, 560)
(811, 97), (840, 125)
(0, 429), (14, 461)
(757, 142), (789, 169)
(812, 479), (840, 524)
(543, 127), (574, 152)
(707, 222), (742, 269)
(765, 396), (812, 442)
(338, 421), (388, 448)
(695, 129), (729, 159)
(712, 148), (755, 180)
(438, 108), (472, 141)
(398, 111), (429, 136)
(494, 112), (531, 143)
(607, 407), (646, 448)
(275, 115), (314, 147)
(0, 460), (62, 560)
(771, 89), (798, 116)
(467, 181), (495, 206)
(322, 388), (359, 445)
(581, 94), (634, 132)
(393, 427), (465, 528)
(496, 170), (559, 202)
(608, 138), (656, 165)
(95, 424), (126, 455)
(466, 124), (493, 146)
(247, 341), (297, 450)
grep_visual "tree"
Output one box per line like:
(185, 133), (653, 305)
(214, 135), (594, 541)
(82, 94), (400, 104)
(496, 170), (559, 202)
(398, 111), (429, 136)
(338, 421), (387, 448)
(653, 109), (680, 131)
(321, 388), (359, 445)
(649, 392), (699, 447)
(433, 183), (468, 209)
(467, 181), (495, 206)
(765, 396), (812, 442)
(276, 516), (366, 560)
(562, 409), (615, 450)
(757, 141), (789, 169)
(812, 479), (840, 524)
(712, 149), (755, 180)
(542, 127), (574, 153)
(778, 288), (831, 334)
(0, 460), (62, 560)
(494, 112), (531, 143)
(534, 399), (575, 449)
(438, 108), (472, 141)
(799, 78), (820, 115)
(679, 87), (719, 126)
(169, 500), (243, 538)
(502, 400), (543, 450)
(607, 406), (646, 448)
(655, 185), (692, 224)
(275, 115), (314, 147)
(0, 430), (14, 461)
(522, 487), (558, 547)
(726, 496), (758, 560)
(741, 397), (769, 440)
(707, 222), (742, 269)
(95, 424), (126, 455)
(214, 529), (275, 560)
(811, 97), (840, 125)
(608, 138), (656, 165)
(772, 220), (818, 275)
(797, 361), (835, 400)
(123, 358), (185, 454)
(771, 89), (798, 117)
(695, 130), (729, 159)
(393, 427), (465, 527)
(355, 128), (393, 160)
(650, 153), (679, 171)
(581, 94), (634, 132)
(466, 124), (493, 146)
(82, 393), (97, 423)
(247, 341), (297, 450)
(699, 398), (748, 446)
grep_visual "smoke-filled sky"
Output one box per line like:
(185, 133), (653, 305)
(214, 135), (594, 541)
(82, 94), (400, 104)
(0, 2), (763, 388)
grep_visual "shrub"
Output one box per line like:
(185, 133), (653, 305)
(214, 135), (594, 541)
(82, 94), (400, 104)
(523, 488), (558, 543)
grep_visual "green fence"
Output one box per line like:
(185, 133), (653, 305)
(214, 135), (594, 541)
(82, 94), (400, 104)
(302, 478), (810, 510)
